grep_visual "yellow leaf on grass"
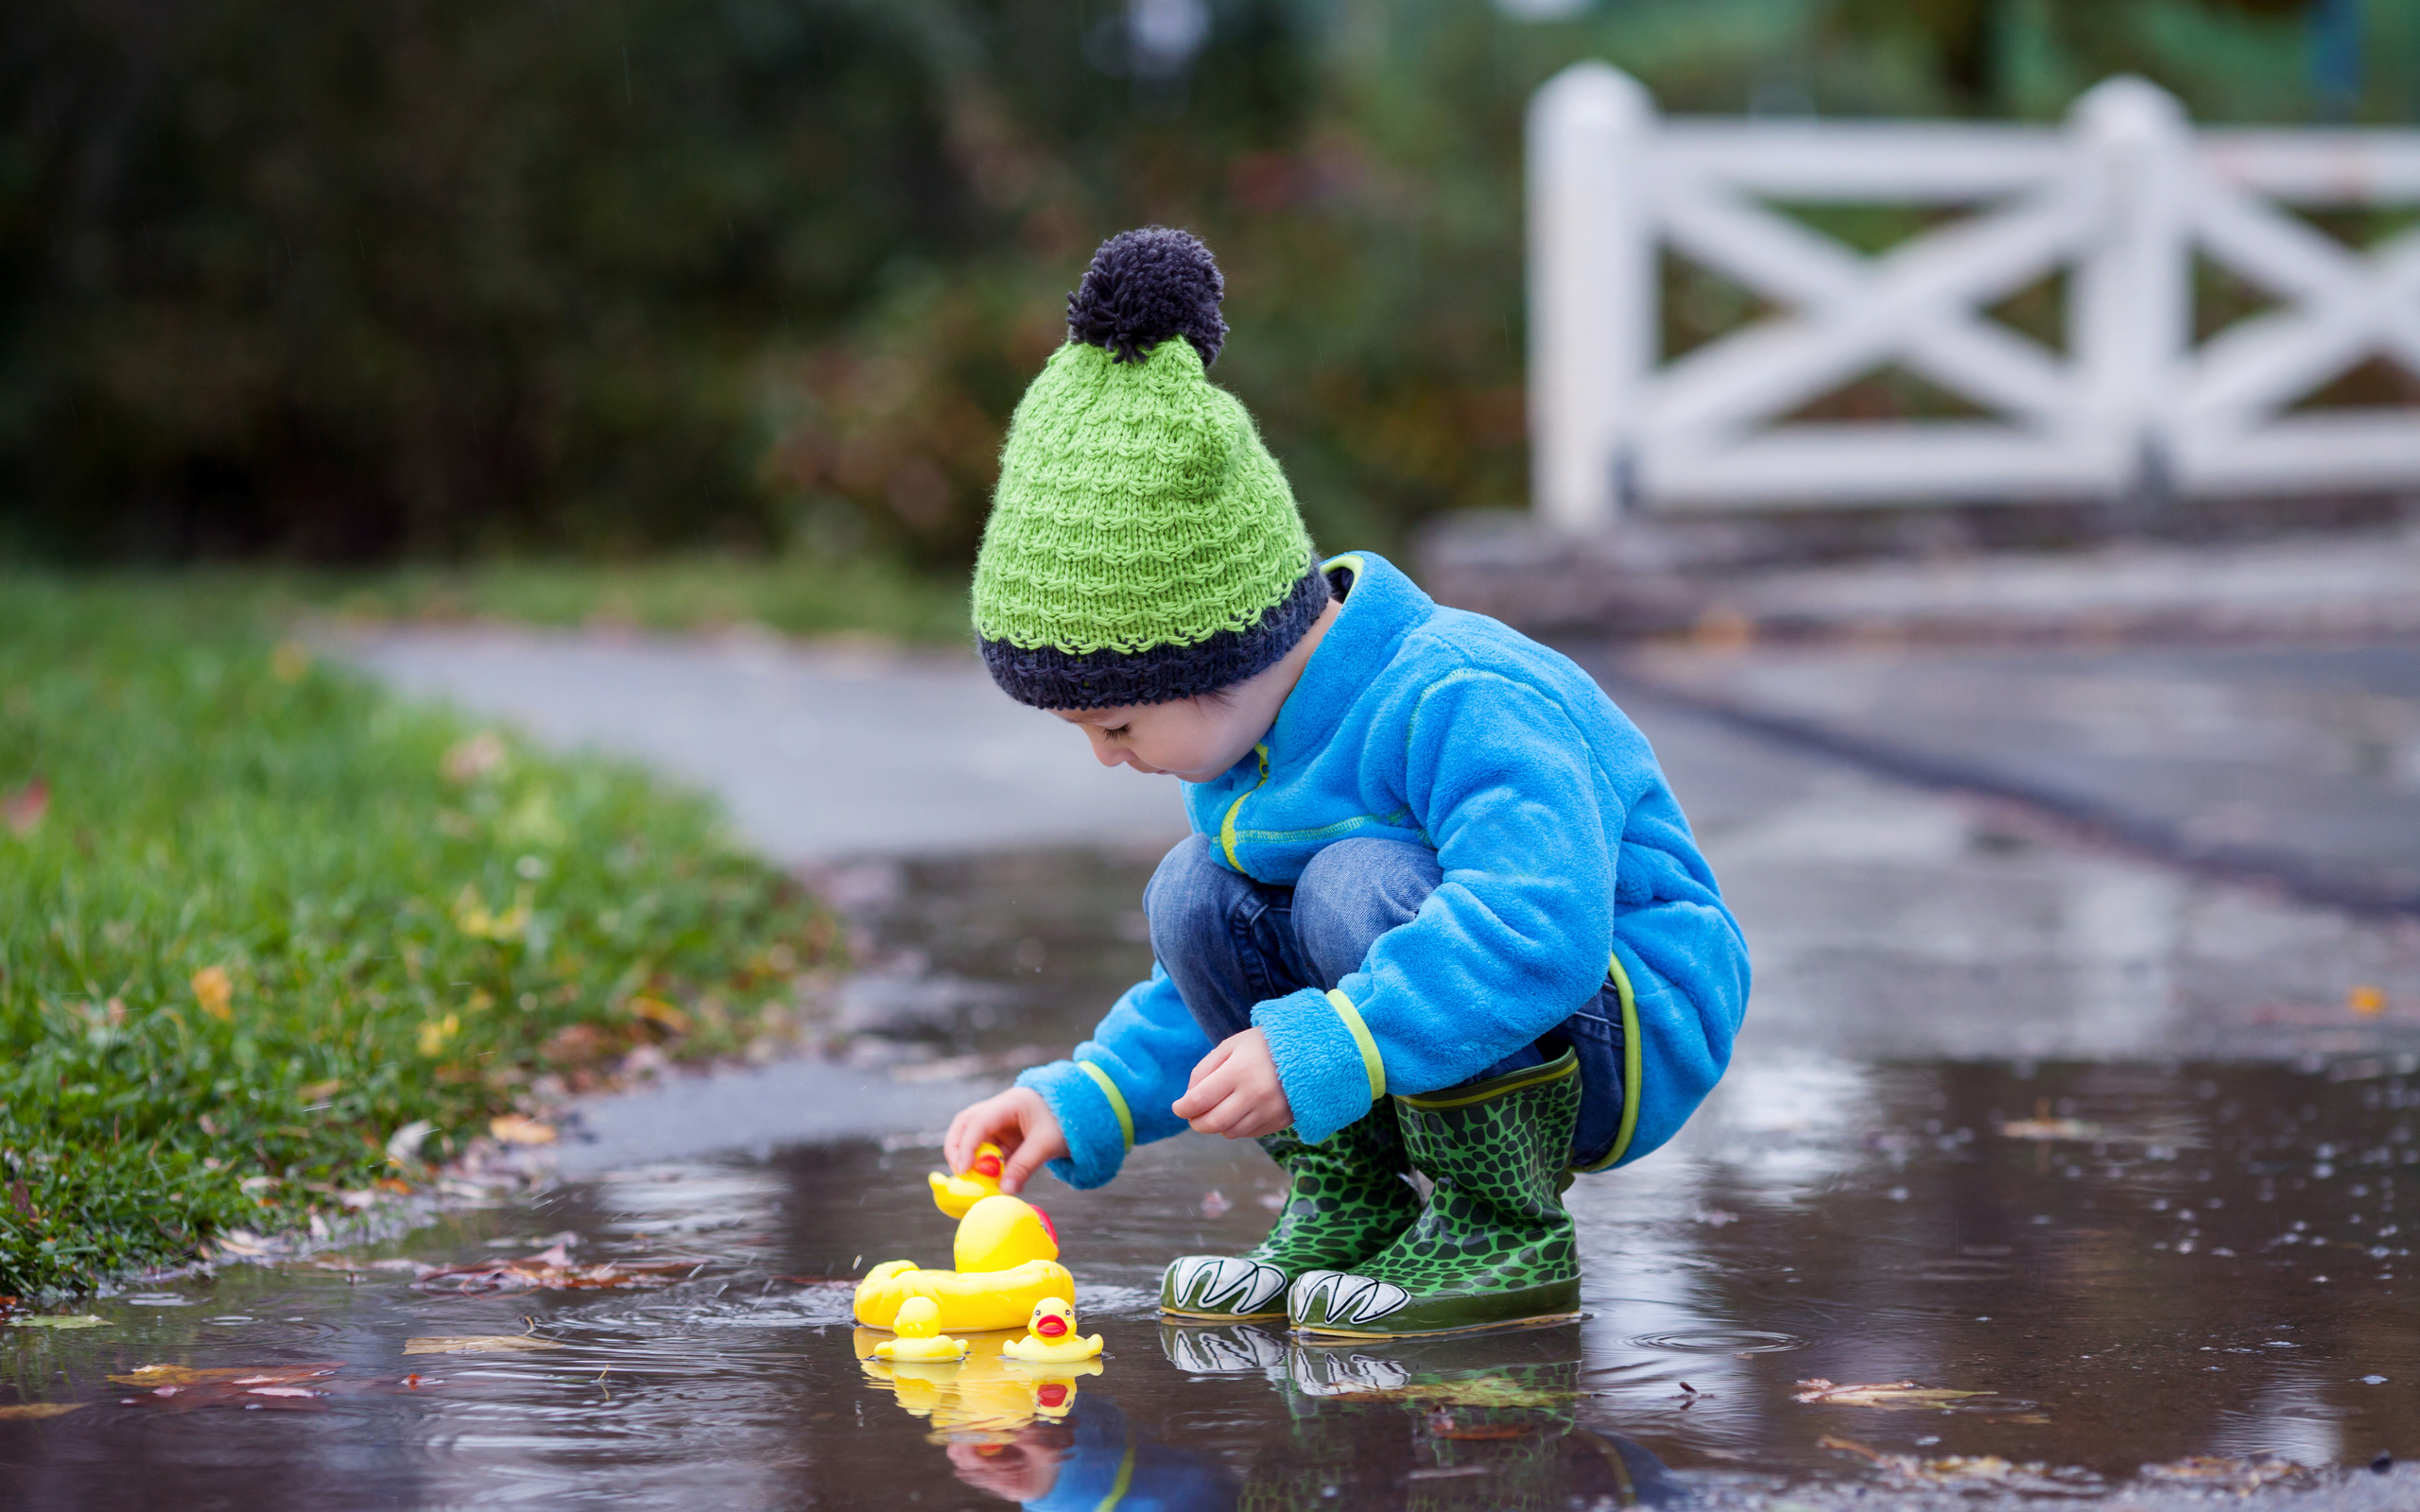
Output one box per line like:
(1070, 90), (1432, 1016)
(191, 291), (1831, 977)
(6, 1315), (105, 1330)
(191, 966), (233, 1022)
(489, 1114), (558, 1145)
(2350, 985), (2387, 1017)
(627, 996), (692, 1036)
(403, 1335), (566, 1356)
(0, 1402), (84, 1419)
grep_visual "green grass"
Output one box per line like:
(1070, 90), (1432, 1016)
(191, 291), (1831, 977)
(207, 552), (973, 644)
(0, 576), (838, 1297)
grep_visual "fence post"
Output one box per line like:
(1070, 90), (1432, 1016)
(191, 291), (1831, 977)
(2068, 77), (2193, 498)
(1528, 62), (1656, 533)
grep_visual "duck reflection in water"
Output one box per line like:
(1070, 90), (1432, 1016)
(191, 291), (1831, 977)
(947, 1398), (1238, 1512)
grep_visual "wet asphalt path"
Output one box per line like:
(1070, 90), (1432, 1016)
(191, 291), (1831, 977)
(21, 623), (2392, 1506)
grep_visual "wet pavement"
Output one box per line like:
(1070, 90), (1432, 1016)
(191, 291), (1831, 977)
(14, 626), (2413, 1505)
(11, 828), (2420, 1508)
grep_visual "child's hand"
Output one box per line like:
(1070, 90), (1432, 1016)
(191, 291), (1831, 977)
(944, 1088), (1068, 1195)
(1172, 1028), (1294, 1140)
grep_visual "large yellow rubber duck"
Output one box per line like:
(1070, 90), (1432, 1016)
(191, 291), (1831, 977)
(866, 1296), (968, 1362)
(1000, 1297), (1103, 1364)
(855, 1194), (1075, 1334)
(928, 1143), (1006, 1219)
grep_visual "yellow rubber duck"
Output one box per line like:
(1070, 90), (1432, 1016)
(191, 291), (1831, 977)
(1000, 1296), (1103, 1364)
(867, 1296), (968, 1362)
(928, 1143), (1007, 1219)
(855, 1194), (1076, 1334)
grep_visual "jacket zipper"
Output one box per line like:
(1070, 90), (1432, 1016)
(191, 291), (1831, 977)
(1219, 743), (1271, 870)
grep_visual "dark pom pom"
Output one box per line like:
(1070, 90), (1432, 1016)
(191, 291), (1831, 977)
(1065, 227), (1228, 366)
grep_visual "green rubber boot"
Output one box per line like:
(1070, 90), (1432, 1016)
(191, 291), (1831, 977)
(1288, 1049), (1582, 1338)
(1161, 1104), (1420, 1322)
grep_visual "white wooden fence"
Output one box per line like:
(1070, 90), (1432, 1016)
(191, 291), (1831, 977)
(1529, 64), (2420, 528)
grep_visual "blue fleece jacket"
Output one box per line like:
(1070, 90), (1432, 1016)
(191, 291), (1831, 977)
(1015, 552), (1749, 1189)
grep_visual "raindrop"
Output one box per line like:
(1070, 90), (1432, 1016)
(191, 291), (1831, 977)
(2361, 1374), (2390, 1384)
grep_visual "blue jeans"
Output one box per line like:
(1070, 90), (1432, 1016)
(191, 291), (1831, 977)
(1144, 833), (1627, 1167)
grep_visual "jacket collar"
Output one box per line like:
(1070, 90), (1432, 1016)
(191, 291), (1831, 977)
(1264, 551), (1430, 764)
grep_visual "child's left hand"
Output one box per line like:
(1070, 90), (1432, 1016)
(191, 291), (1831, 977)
(1172, 1028), (1294, 1140)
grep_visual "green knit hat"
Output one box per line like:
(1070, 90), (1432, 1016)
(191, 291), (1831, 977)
(973, 228), (1326, 711)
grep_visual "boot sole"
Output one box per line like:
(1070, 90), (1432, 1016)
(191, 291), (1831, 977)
(1159, 1305), (1288, 1323)
(1291, 1309), (1585, 1341)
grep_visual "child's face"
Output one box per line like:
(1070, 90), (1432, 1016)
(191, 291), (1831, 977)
(1052, 692), (1271, 783)
(1048, 593), (1340, 783)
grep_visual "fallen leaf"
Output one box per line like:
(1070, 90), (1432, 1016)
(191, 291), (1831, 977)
(0, 1402), (83, 1419)
(1822, 1436), (2096, 1492)
(385, 1120), (436, 1166)
(403, 1335), (567, 1356)
(7, 1314), (105, 1330)
(1794, 1379), (1989, 1408)
(2350, 985), (2387, 1018)
(190, 966), (233, 1022)
(109, 1364), (338, 1388)
(1997, 1118), (2100, 1141)
(1201, 1189), (1231, 1218)
(2, 779), (48, 837)
(270, 642), (311, 683)
(211, 1229), (273, 1259)
(2141, 1454), (2302, 1490)
(410, 1248), (699, 1294)
(626, 996), (691, 1036)
(489, 1114), (557, 1146)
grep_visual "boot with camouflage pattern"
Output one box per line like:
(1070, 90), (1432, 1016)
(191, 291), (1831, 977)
(1161, 1103), (1419, 1322)
(1288, 1048), (1582, 1338)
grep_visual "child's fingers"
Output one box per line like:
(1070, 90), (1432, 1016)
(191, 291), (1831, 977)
(1172, 1058), (1237, 1121)
(1185, 1038), (1235, 1091)
(999, 1120), (1060, 1194)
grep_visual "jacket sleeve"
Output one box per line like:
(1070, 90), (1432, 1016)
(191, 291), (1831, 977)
(1253, 669), (1618, 1143)
(1015, 963), (1210, 1189)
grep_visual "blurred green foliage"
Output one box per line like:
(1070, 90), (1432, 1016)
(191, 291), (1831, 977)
(0, 578), (833, 1294)
(4, 0), (2413, 572)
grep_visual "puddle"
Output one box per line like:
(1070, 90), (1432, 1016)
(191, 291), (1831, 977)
(7, 850), (2420, 1508)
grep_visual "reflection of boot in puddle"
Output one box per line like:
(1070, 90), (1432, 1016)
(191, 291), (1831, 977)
(856, 1327), (1101, 1442)
(1159, 1322), (1288, 1378)
(1238, 1328), (1680, 1508)
(948, 1397), (1240, 1510)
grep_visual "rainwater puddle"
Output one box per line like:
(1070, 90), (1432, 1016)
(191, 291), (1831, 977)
(7, 850), (2420, 1508)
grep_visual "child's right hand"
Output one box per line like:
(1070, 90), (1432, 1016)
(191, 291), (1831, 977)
(943, 1087), (1068, 1195)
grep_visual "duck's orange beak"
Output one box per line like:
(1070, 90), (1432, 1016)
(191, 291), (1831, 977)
(973, 1154), (1002, 1178)
(1036, 1314), (1067, 1337)
(1038, 1383), (1068, 1408)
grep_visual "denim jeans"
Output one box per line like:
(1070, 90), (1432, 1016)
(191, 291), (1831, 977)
(1143, 833), (1627, 1167)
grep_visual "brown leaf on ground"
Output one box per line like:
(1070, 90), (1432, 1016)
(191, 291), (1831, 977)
(489, 1114), (558, 1145)
(1997, 1117), (2100, 1141)
(3, 779), (48, 836)
(410, 1246), (700, 1294)
(1794, 1379), (1989, 1408)
(2141, 1454), (2303, 1491)
(0, 1402), (83, 1419)
(402, 1335), (567, 1356)
(109, 1364), (338, 1389)
(1821, 1436), (2097, 1492)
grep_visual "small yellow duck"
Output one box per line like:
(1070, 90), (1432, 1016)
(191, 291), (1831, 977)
(1000, 1296), (1102, 1364)
(867, 1296), (968, 1363)
(928, 1143), (1007, 1219)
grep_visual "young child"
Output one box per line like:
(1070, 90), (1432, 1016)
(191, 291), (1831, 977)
(945, 227), (1750, 1337)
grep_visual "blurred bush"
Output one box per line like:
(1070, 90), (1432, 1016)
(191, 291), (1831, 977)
(3, 0), (2411, 569)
